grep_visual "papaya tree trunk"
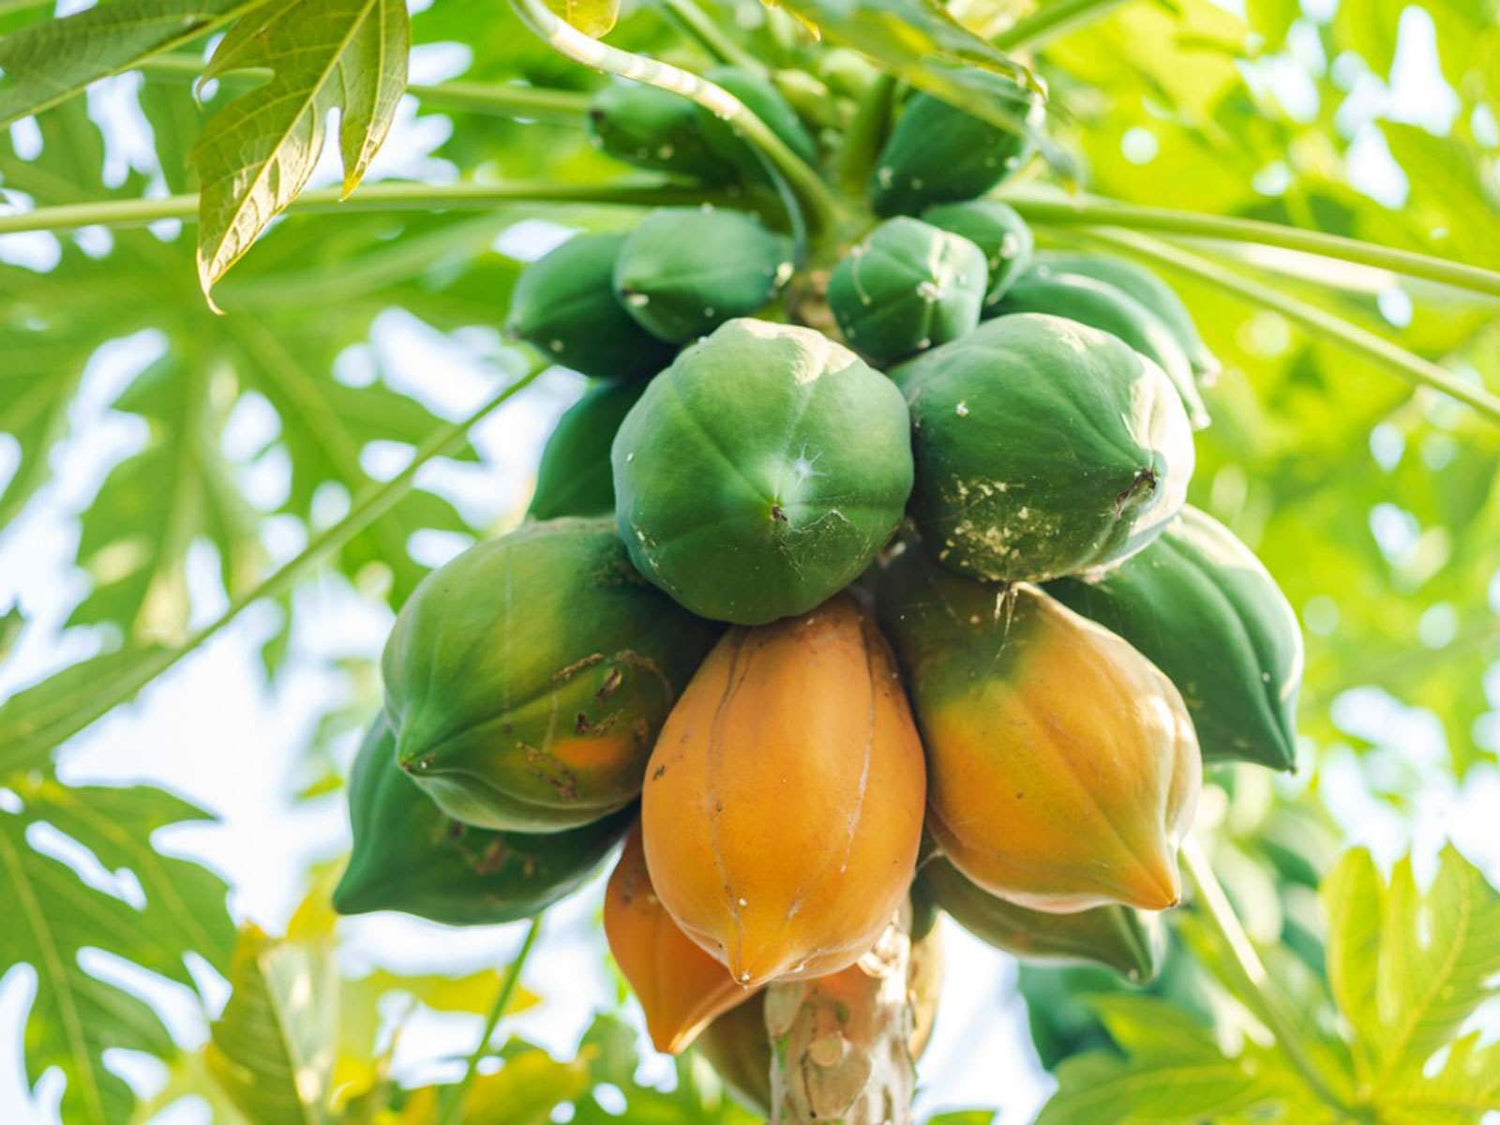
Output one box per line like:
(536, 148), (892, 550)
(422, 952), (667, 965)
(764, 911), (917, 1124)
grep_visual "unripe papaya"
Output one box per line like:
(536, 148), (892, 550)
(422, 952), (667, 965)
(333, 719), (631, 925)
(695, 917), (944, 1117)
(827, 217), (988, 365)
(604, 823), (751, 1053)
(613, 319), (913, 625)
(894, 313), (1194, 583)
(697, 66), (819, 181)
(588, 81), (737, 181)
(613, 208), (794, 343)
(642, 596), (926, 987)
(877, 553), (1200, 913)
(1035, 251), (1220, 378)
(995, 267), (1210, 429)
(921, 199), (1034, 306)
(506, 232), (677, 381)
(1048, 506), (1303, 771)
(870, 71), (1043, 216)
(917, 856), (1164, 982)
(528, 380), (645, 520)
(383, 518), (721, 832)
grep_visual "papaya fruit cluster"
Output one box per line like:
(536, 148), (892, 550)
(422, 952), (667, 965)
(336, 62), (1305, 1106)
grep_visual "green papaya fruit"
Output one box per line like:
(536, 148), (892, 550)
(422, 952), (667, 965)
(996, 268), (1210, 429)
(612, 318), (913, 624)
(827, 216), (988, 365)
(613, 208), (795, 343)
(893, 313), (1194, 583)
(333, 718), (631, 925)
(918, 856), (1164, 982)
(588, 81), (737, 181)
(1035, 251), (1220, 378)
(506, 232), (678, 381)
(921, 199), (1034, 306)
(697, 67), (819, 181)
(529, 380), (646, 520)
(1047, 505), (1302, 770)
(383, 518), (722, 831)
(870, 70), (1043, 216)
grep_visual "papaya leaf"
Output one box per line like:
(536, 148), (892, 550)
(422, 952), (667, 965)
(1375, 1031), (1500, 1124)
(462, 1048), (592, 1124)
(0, 605), (22, 665)
(206, 923), (339, 1125)
(769, 0), (1038, 126)
(0, 0), (262, 127)
(0, 772), (235, 1125)
(1322, 845), (1500, 1093)
(190, 0), (410, 302)
(543, 0), (618, 38)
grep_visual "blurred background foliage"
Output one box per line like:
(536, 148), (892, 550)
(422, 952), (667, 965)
(0, 0), (1497, 1120)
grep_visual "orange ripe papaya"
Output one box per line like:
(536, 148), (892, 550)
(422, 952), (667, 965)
(642, 595), (926, 988)
(604, 823), (752, 1054)
(877, 548), (1200, 913)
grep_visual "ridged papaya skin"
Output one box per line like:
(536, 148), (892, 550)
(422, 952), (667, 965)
(587, 82), (737, 181)
(893, 313), (1195, 584)
(996, 267), (1210, 429)
(613, 319), (913, 625)
(698, 67), (819, 180)
(876, 552), (1200, 913)
(383, 518), (721, 832)
(604, 823), (751, 1053)
(870, 70), (1043, 216)
(333, 719), (631, 925)
(921, 200), (1034, 307)
(1035, 251), (1220, 378)
(827, 217), (988, 366)
(1047, 506), (1303, 771)
(506, 232), (678, 381)
(917, 856), (1164, 982)
(642, 596), (927, 987)
(613, 209), (794, 343)
(694, 917), (944, 1117)
(529, 380), (645, 521)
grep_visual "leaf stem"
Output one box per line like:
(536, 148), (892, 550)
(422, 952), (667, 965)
(0, 179), (740, 236)
(506, 0), (843, 233)
(836, 73), (896, 199)
(1074, 229), (1500, 424)
(0, 365), (544, 775)
(657, 0), (767, 75)
(992, 0), (1130, 50)
(438, 914), (545, 1125)
(135, 56), (593, 123)
(1000, 187), (1500, 299)
(1182, 839), (1358, 1117)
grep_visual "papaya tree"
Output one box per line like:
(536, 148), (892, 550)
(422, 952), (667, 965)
(0, 0), (1498, 1123)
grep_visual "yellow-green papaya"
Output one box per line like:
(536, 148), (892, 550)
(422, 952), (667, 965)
(383, 518), (721, 832)
(877, 551), (1200, 913)
(334, 719), (631, 925)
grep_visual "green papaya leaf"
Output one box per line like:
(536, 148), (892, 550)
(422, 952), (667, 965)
(191, 0), (410, 302)
(0, 0), (257, 126)
(0, 773), (235, 1125)
(0, 605), (22, 665)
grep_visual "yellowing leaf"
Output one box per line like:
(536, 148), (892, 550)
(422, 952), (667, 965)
(191, 0), (410, 303)
(543, 0), (618, 38)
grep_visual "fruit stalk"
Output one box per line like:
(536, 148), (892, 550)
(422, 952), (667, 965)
(765, 913), (918, 1125)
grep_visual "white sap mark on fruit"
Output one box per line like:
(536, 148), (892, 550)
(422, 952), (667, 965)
(737, 897), (748, 907)
(917, 280), (941, 302)
(955, 401), (969, 417)
(1000, 233), (1020, 257)
(549, 339), (564, 353)
(775, 261), (794, 286)
(625, 292), (649, 308)
(917, 337), (930, 349)
(703, 307), (716, 318)
(1005, 155), (1021, 169)
(877, 167), (893, 187)
(700, 202), (716, 213)
(658, 143), (675, 159)
(740, 970), (751, 982)
(625, 452), (635, 462)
